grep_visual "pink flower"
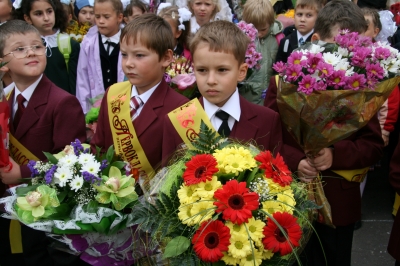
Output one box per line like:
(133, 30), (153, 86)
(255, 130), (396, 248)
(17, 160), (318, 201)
(374, 47), (391, 60)
(287, 51), (305, 66)
(315, 80), (327, 91)
(366, 62), (384, 79)
(346, 73), (366, 91)
(366, 75), (379, 90)
(316, 61), (334, 78)
(254, 52), (262, 61)
(351, 47), (371, 67)
(327, 70), (346, 89)
(306, 53), (323, 74)
(286, 64), (303, 82)
(298, 75), (316, 94)
(171, 73), (196, 90)
(246, 58), (256, 68)
(273, 61), (286, 74)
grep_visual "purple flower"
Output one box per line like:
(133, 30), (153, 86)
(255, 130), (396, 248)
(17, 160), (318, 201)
(261, 89), (267, 99)
(327, 70), (347, 89)
(82, 171), (101, 185)
(366, 62), (384, 79)
(71, 139), (84, 156)
(164, 73), (172, 83)
(273, 61), (286, 74)
(44, 165), (57, 184)
(286, 64), (303, 82)
(316, 61), (334, 78)
(27, 160), (39, 177)
(346, 73), (366, 91)
(298, 75), (317, 94)
(100, 160), (109, 171)
(374, 47), (391, 60)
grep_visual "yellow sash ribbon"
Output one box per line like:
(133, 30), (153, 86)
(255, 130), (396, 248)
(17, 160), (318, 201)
(332, 168), (369, 183)
(107, 81), (154, 182)
(393, 193), (400, 216)
(167, 98), (215, 149)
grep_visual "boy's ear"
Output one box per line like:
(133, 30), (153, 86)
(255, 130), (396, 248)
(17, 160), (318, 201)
(23, 14), (32, 24)
(161, 49), (173, 67)
(123, 17), (129, 24)
(311, 33), (320, 42)
(237, 62), (248, 82)
(0, 59), (9, 72)
(117, 12), (123, 24)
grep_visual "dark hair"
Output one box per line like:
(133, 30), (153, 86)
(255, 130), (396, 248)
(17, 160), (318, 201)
(94, 0), (123, 14)
(12, 0), (68, 33)
(190, 20), (250, 65)
(62, 3), (77, 21)
(0, 20), (41, 57)
(314, 0), (368, 40)
(296, 0), (326, 12)
(361, 7), (382, 32)
(121, 13), (174, 60)
(123, 0), (148, 17)
(158, 6), (191, 49)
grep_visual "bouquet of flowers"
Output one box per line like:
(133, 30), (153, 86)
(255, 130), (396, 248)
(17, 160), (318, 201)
(131, 123), (316, 265)
(66, 21), (91, 43)
(0, 140), (139, 265)
(164, 55), (198, 99)
(273, 30), (400, 154)
(236, 21), (263, 95)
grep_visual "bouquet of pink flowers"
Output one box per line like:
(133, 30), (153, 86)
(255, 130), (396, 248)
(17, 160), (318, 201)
(237, 21), (262, 76)
(164, 55), (198, 99)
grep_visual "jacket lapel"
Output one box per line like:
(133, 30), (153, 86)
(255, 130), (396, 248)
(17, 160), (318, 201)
(230, 96), (258, 140)
(134, 79), (168, 137)
(14, 76), (49, 139)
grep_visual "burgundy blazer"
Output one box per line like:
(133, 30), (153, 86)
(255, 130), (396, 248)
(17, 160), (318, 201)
(389, 138), (400, 260)
(91, 79), (189, 170)
(8, 75), (86, 178)
(264, 77), (384, 226)
(162, 95), (284, 165)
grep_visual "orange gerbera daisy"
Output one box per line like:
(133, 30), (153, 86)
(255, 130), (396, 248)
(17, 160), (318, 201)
(183, 154), (218, 185)
(254, 151), (292, 186)
(192, 220), (231, 262)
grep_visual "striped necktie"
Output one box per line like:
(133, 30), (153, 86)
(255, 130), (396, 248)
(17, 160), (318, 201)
(299, 37), (305, 46)
(130, 96), (143, 120)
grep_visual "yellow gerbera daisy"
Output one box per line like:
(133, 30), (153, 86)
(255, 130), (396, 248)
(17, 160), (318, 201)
(245, 217), (265, 245)
(221, 252), (240, 265)
(195, 176), (222, 199)
(228, 233), (252, 259)
(190, 200), (216, 224)
(277, 188), (296, 214)
(177, 184), (199, 204)
(262, 200), (283, 215)
(240, 248), (263, 266)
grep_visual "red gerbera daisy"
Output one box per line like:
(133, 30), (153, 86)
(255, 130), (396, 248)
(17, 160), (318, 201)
(183, 154), (218, 185)
(192, 220), (231, 262)
(254, 151), (292, 186)
(213, 180), (259, 225)
(262, 212), (302, 256)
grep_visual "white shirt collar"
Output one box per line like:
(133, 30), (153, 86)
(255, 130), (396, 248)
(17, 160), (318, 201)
(42, 29), (60, 48)
(4, 82), (15, 96)
(13, 75), (43, 115)
(204, 88), (241, 122)
(101, 30), (121, 44)
(297, 30), (313, 43)
(131, 81), (160, 104)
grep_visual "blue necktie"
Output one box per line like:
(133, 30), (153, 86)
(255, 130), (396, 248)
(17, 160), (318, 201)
(299, 37), (305, 46)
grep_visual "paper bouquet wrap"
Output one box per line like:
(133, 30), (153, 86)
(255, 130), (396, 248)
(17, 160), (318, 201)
(276, 76), (400, 155)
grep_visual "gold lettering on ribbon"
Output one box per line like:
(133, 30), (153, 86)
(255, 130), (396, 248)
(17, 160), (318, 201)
(9, 142), (29, 165)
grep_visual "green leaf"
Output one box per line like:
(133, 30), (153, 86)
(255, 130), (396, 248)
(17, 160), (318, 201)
(57, 190), (68, 202)
(43, 152), (58, 164)
(163, 236), (191, 258)
(16, 184), (40, 196)
(46, 203), (72, 220)
(246, 167), (259, 187)
(84, 200), (99, 213)
(111, 161), (126, 170)
(105, 145), (115, 162)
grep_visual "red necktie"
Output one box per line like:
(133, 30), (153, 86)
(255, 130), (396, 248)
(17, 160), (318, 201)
(130, 96), (143, 120)
(13, 94), (26, 130)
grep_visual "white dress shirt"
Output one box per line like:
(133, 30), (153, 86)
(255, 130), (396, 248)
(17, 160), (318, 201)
(297, 30), (314, 45)
(13, 75), (43, 117)
(130, 81), (160, 117)
(101, 30), (121, 55)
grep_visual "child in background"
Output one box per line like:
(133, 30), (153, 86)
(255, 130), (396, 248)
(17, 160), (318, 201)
(363, 7), (382, 41)
(0, 0), (12, 24)
(158, 4), (192, 59)
(13, 0), (80, 95)
(188, 0), (219, 34)
(162, 20), (284, 163)
(91, 14), (188, 173)
(123, 0), (147, 24)
(76, 0), (125, 113)
(265, 1), (383, 265)
(74, 0), (95, 25)
(0, 20), (86, 266)
(275, 0), (322, 64)
(240, 0), (284, 105)
(61, 0), (76, 24)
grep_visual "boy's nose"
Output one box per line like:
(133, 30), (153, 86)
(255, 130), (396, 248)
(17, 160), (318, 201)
(206, 72), (216, 85)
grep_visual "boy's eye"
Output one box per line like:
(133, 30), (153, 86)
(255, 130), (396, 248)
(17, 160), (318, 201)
(121, 53), (127, 57)
(15, 47), (26, 52)
(218, 68), (228, 72)
(136, 54), (144, 58)
(196, 68), (206, 72)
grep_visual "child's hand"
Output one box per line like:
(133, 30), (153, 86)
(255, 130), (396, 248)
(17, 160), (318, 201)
(307, 148), (333, 171)
(297, 159), (318, 183)
(0, 157), (21, 185)
(382, 134), (389, 147)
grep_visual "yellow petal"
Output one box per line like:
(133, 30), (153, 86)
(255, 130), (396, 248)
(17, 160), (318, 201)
(109, 166), (121, 179)
(116, 186), (135, 198)
(17, 197), (33, 211)
(32, 206), (45, 218)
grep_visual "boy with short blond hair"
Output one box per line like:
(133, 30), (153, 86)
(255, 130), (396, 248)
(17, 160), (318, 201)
(91, 14), (188, 176)
(239, 0), (284, 105)
(275, 0), (323, 64)
(162, 20), (283, 163)
(265, 1), (380, 265)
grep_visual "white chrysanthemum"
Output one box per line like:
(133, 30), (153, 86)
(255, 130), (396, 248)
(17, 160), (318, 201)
(334, 59), (350, 71)
(58, 154), (78, 167)
(301, 43), (325, 54)
(337, 47), (349, 57)
(69, 175), (84, 192)
(54, 166), (73, 187)
(78, 153), (96, 165)
(310, 71), (322, 81)
(323, 52), (342, 66)
(81, 160), (101, 175)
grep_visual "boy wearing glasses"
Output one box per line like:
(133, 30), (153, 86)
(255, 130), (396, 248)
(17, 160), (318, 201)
(0, 20), (86, 265)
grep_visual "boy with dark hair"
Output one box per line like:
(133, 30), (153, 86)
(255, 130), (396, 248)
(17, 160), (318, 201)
(264, 1), (383, 265)
(275, 0), (322, 64)
(162, 20), (283, 163)
(91, 13), (188, 177)
(0, 20), (86, 265)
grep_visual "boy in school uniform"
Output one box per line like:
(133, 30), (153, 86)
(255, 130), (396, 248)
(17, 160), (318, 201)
(162, 20), (283, 163)
(0, 20), (86, 266)
(264, 1), (384, 265)
(275, 0), (322, 64)
(91, 14), (188, 175)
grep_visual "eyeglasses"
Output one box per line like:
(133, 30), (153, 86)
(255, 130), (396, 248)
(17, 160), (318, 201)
(3, 45), (47, 59)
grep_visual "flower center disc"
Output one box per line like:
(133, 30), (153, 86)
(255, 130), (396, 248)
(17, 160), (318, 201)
(274, 228), (288, 242)
(204, 232), (219, 249)
(195, 166), (207, 179)
(228, 194), (245, 210)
